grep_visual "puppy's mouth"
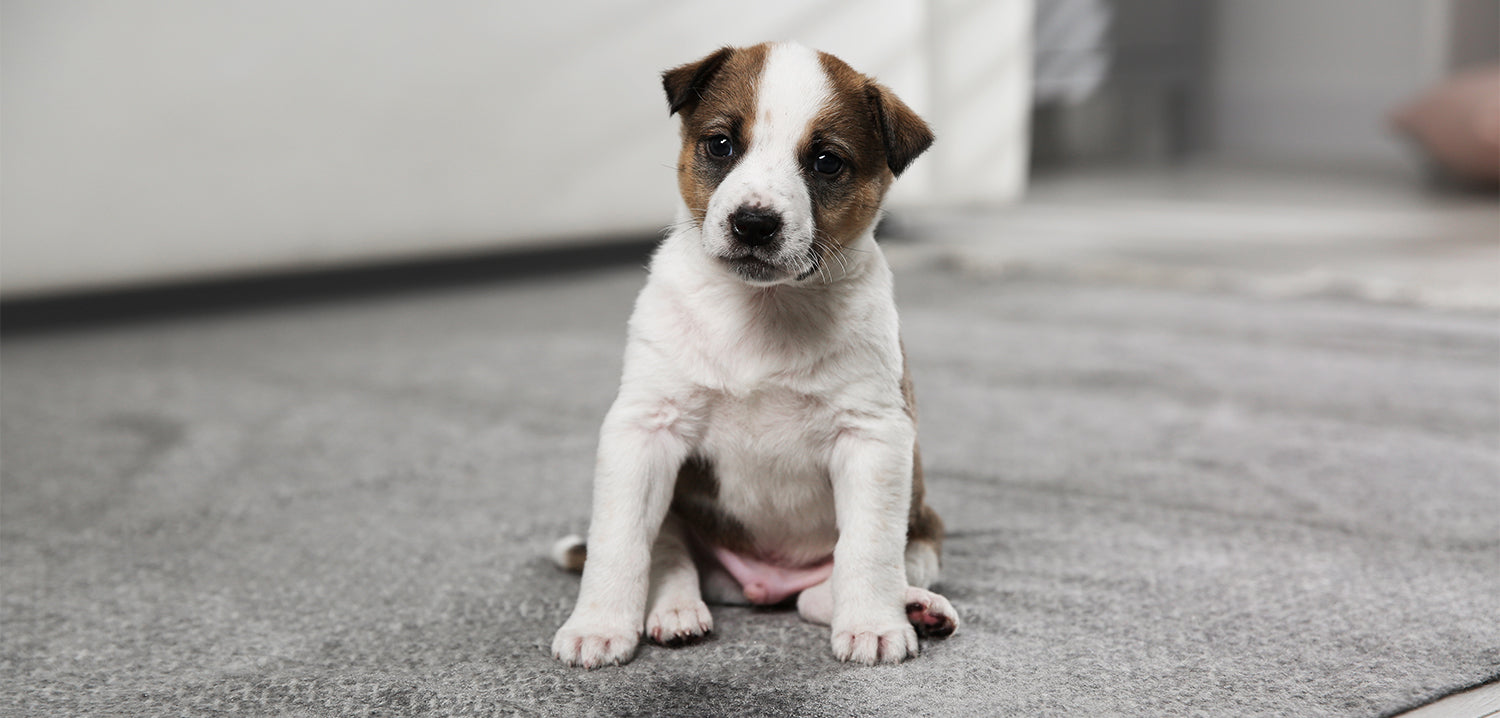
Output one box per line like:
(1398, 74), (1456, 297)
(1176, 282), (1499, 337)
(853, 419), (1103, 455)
(716, 250), (818, 284)
(719, 252), (786, 283)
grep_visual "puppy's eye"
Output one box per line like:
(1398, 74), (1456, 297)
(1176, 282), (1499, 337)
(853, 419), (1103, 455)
(812, 152), (844, 175)
(706, 135), (734, 158)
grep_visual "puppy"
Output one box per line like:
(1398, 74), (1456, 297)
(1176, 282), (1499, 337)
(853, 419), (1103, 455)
(551, 41), (955, 668)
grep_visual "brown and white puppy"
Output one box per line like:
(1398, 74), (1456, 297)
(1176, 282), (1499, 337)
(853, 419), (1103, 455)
(551, 42), (954, 668)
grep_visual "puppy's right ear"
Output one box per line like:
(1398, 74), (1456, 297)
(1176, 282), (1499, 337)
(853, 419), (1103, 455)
(662, 46), (735, 116)
(865, 82), (935, 177)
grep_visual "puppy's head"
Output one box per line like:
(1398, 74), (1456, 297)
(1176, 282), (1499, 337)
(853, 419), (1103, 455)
(663, 42), (933, 286)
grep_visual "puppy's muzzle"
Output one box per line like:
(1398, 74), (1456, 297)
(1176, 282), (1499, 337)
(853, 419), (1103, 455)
(729, 207), (783, 248)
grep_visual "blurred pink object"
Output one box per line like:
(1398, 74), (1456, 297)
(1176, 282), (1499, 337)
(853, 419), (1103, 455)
(1392, 65), (1500, 183)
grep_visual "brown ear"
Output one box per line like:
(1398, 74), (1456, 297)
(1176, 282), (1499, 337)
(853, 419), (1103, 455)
(662, 46), (736, 116)
(865, 83), (934, 176)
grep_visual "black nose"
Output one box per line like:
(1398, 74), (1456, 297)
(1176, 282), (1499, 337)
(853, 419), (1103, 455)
(729, 208), (782, 247)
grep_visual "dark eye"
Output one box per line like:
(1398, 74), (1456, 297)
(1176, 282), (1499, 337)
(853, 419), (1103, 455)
(813, 152), (844, 175)
(706, 135), (734, 158)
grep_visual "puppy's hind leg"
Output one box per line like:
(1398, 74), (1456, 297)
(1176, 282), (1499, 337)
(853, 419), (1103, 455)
(699, 562), (752, 606)
(905, 537), (940, 590)
(797, 575), (957, 639)
(796, 579), (834, 625)
(903, 538), (957, 638)
(645, 515), (714, 646)
(903, 586), (958, 638)
(797, 537), (957, 637)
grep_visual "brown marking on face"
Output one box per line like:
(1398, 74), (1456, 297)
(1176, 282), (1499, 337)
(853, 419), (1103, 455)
(663, 44), (771, 227)
(803, 53), (935, 271)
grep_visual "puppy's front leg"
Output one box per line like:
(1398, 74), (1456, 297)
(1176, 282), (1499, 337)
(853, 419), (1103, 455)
(828, 418), (919, 665)
(552, 399), (690, 668)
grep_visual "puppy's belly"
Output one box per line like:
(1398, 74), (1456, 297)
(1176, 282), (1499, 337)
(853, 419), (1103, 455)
(701, 456), (839, 566)
(711, 546), (832, 605)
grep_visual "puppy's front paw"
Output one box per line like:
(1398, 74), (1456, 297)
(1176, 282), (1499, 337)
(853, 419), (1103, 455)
(646, 599), (713, 647)
(831, 620), (919, 665)
(551, 616), (640, 668)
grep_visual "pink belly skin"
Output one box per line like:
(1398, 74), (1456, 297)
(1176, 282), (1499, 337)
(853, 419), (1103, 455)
(711, 546), (833, 605)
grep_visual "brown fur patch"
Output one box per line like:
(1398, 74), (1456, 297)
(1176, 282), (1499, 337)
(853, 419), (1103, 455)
(803, 53), (934, 272)
(668, 456), (759, 556)
(562, 543), (587, 572)
(663, 47), (733, 117)
(803, 52), (896, 263)
(665, 44), (770, 227)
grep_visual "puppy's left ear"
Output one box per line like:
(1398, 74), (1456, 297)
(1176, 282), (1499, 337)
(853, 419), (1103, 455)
(663, 46), (735, 117)
(865, 83), (934, 176)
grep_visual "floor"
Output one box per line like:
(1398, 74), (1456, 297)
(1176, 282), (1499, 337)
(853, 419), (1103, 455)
(1, 165), (1496, 717)
(900, 164), (1500, 718)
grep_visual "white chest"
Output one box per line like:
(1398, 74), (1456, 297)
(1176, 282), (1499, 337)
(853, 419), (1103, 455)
(695, 386), (841, 562)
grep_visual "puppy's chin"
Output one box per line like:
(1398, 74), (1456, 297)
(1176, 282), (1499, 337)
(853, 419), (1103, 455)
(721, 255), (787, 285)
(712, 250), (819, 287)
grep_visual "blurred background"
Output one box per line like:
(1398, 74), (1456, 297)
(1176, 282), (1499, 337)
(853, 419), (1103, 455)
(1, 0), (1496, 302)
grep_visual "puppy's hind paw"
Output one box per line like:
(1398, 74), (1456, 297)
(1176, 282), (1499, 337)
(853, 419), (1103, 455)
(905, 587), (959, 639)
(646, 599), (713, 647)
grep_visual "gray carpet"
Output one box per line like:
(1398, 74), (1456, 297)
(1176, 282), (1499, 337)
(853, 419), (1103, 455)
(2, 262), (1497, 717)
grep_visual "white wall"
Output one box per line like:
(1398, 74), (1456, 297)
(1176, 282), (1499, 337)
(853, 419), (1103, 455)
(927, 0), (1033, 205)
(1204, 0), (1450, 170)
(1, 1), (1031, 297)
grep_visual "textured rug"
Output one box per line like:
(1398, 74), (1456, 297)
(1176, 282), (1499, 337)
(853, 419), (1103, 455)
(3, 262), (1496, 717)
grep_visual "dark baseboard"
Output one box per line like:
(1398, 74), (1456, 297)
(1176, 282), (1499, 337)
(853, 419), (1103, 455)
(1, 237), (660, 337)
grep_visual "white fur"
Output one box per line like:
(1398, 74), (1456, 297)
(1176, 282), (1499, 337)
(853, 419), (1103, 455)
(552, 42), (924, 668)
